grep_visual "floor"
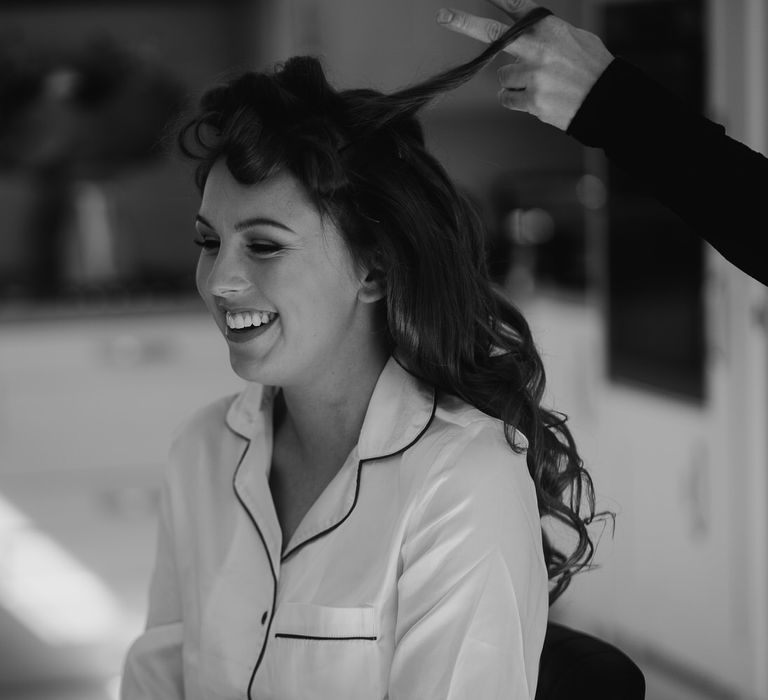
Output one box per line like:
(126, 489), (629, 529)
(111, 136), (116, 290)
(644, 670), (724, 700)
(640, 659), (744, 700)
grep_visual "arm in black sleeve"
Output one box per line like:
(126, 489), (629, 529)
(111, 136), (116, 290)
(567, 57), (768, 286)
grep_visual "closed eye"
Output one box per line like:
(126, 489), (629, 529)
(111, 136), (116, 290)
(192, 239), (283, 256)
(248, 243), (282, 255)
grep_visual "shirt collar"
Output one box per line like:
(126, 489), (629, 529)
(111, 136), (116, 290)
(224, 354), (437, 460)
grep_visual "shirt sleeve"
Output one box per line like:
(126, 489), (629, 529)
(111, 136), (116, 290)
(567, 57), (768, 287)
(120, 467), (184, 700)
(388, 425), (548, 700)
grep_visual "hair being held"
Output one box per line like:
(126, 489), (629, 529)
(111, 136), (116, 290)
(177, 30), (610, 604)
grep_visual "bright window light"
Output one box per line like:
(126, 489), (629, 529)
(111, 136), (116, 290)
(0, 492), (125, 646)
(106, 673), (123, 700)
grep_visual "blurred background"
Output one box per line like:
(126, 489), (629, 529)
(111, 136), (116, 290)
(0, 0), (766, 698)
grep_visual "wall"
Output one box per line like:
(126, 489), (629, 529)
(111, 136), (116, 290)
(543, 2), (768, 698)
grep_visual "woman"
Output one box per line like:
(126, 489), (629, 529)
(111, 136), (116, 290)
(121, 12), (598, 700)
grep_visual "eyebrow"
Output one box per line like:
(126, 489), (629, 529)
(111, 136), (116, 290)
(195, 214), (296, 235)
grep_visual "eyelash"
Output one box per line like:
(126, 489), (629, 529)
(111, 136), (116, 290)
(193, 239), (282, 255)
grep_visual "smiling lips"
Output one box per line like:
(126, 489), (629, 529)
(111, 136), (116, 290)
(225, 310), (278, 330)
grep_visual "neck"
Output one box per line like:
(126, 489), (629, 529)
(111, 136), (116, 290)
(275, 337), (391, 471)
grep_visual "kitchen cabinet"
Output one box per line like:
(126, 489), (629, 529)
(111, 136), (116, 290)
(0, 310), (243, 476)
(0, 308), (244, 686)
(523, 285), (765, 699)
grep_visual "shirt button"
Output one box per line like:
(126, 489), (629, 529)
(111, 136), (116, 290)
(261, 610), (269, 625)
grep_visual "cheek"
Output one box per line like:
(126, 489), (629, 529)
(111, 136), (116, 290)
(303, 264), (356, 309)
(281, 279), (349, 342)
(273, 247), (359, 330)
(309, 286), (359, 340)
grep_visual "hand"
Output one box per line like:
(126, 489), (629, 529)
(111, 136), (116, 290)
(436, 0), (614, 131)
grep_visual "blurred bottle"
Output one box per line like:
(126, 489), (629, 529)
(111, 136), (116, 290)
(502, 206), (556, 298)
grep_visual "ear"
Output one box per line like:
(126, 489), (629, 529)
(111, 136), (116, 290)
(357, 266), (386, 304)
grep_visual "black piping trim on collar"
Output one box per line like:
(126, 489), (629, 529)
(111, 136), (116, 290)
(280, 388), (439, 563)
(232, 440), (278, 700)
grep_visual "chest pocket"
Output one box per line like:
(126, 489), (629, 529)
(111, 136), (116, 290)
(274, 602), (377, 640)
(266, 603), (381, 700)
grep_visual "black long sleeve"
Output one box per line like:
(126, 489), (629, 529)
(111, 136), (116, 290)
(567, 57), (768, 286)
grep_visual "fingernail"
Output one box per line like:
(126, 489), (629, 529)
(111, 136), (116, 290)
(436, 8), (454, 24)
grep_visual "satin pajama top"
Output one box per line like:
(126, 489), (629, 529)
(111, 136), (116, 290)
(120, 354), (548, 700)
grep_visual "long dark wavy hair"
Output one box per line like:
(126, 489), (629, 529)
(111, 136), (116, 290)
(177, 30), (607, 603)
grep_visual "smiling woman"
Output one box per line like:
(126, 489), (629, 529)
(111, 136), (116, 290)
(119, 7), (602, 700)
(192, 163), (386, 394)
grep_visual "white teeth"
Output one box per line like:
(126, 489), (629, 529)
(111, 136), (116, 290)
(225, 310), (277, 330)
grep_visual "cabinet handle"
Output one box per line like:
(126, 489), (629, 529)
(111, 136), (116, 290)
(681, 441), (709, 540)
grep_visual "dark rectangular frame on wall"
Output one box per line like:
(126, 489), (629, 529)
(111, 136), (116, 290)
(601, 0), (707, 402)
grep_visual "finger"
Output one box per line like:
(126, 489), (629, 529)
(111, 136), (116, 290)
(498, 66), (533, 91)
(484, 0), (540, 21)
(437, 8), (549, 60)
(498, 87), (530, 113)
(497, 62), (525, 89)
(436, 8), (510, 44)
(498, 32), (540, 61)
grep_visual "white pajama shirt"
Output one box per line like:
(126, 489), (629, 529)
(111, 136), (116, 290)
(121, 354), (548, 699)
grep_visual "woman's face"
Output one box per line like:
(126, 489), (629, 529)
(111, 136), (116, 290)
(195, 161), (372, 387)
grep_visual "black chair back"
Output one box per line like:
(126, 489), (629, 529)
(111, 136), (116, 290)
(535, 622), (645, 700)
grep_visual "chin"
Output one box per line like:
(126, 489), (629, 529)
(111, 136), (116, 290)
(227, 354), (270, 384)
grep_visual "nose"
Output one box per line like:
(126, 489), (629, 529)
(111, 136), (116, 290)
(201, 243), (254, 298)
